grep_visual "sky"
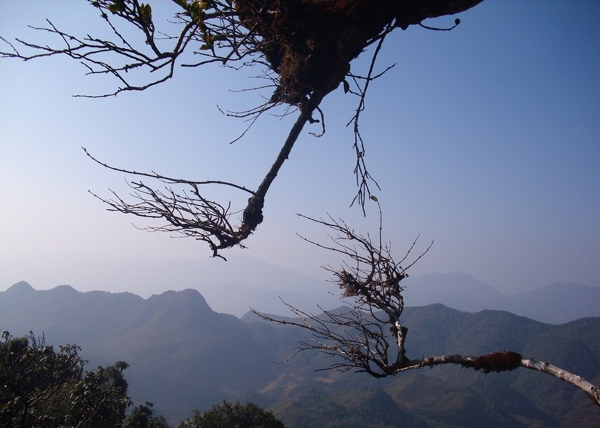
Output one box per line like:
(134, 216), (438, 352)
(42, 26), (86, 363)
(1, 1), (599, 297)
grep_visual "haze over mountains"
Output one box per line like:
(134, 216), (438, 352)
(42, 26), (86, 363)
(401, 272), (600, 324)
(115, 256), (600, 324)
(2, 280), (600, 427)
(7, 256), (598, 323)
(2, 260), (600, 426)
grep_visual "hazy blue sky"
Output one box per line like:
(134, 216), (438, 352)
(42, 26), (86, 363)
(1, 1), (599, 296)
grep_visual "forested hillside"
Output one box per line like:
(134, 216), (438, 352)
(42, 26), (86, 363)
(1, 282), (599, 426)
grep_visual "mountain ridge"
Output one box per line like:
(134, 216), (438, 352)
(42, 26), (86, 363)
(5, 256), (600, 323)
(401, 272), (600, 323)
(2, 282), (600, 426)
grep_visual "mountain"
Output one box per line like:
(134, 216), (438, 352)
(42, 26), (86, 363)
(402, 272), (600, 323)
(190, 265), (600, 322)
(501, 282), (600, 324)
(402, 272), (504, 312)
(189, 255), (344, 317)
(0, 283), (274, 422)
(266, 305), (600, 427)
(193, 281), (341, 318)
(271, 388), (425, 428)
(2, 282), (600, 427)
(14, 255), (597, 322)
(18, 255), (342, 317)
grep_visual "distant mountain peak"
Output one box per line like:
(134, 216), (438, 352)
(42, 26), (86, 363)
(401, 272), (600, 324)
(147, 288), (214, 315)
(52, 284), (79, 293)
(4, 281), (35, 295)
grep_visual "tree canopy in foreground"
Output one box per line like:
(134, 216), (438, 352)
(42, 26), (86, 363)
(0, 330), (131, 427)
(1, 330), (282, 427)
(178, 401), (285, 428)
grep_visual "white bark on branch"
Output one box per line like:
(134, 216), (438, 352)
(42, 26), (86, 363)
(255, 212), (600, 408)
(400, 353), (600, 405)
(521, 357), (600, 405)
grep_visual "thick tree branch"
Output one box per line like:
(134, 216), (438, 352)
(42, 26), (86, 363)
(1, 0), (484, 253)
(520, 358), (600, 405)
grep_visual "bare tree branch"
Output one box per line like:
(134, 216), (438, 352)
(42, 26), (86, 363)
(1, 0), (484, 254)
(254, 210), (600, 406)
(84, 91), (322, 258)
(83, 148), (256, 194)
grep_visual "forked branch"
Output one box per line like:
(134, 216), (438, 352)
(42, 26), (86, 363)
(84, 93), (322, 258)
(254, 211), (600, 406)
(1, 0), (484, 253)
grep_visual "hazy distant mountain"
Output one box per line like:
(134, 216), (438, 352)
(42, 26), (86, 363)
(501, 282), (600, 324)
(190, 255), (343, 316)
(2, 282), (600, 426)
(0, 282), (273, 421)
(402, 272), (504, 312)
(191, 263), (600, 322)
(18, 254), (597, 322)
(30, 254), (342, 317)
(193, 281), (342, 318)
(402, 272), (600, 323)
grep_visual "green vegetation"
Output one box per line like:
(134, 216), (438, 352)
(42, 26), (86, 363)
(2, 286), (600, 426)
(0, 330), (131, 428)
(123, 402), (169, 428)
(178, 401), (285, 428)
(0, 329), (286, 427)
(272, 388), (421, 428)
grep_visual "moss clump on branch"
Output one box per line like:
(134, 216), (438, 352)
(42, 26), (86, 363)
(462, 352), (523, 373)
(0, 0), (482, 256)
(235, 0), (481, 107)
